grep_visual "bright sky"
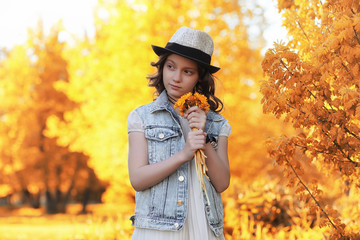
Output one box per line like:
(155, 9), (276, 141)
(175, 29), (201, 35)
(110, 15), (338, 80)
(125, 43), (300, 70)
(262, 1), (288, 50)
(0, 0), (287, 51)
(0, 0), (97, 48)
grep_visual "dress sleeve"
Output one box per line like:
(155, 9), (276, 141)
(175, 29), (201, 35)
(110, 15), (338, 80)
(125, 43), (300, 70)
(127, 110), (144, 133)
(218, 122), (232, 137)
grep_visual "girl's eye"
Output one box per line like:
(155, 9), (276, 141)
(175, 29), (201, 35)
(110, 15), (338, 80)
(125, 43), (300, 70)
(184, 70), (193, 75)
(167, 64), (174, 69)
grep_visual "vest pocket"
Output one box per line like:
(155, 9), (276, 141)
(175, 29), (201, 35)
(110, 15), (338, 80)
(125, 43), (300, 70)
(145, 126), (181, 163)
(145, 126), (179, 141)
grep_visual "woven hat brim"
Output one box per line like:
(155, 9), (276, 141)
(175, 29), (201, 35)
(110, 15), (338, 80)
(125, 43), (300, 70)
(152, 45), (220, 74)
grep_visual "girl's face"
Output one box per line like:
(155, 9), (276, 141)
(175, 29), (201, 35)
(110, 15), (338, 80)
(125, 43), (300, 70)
(163, 54), (199, 101)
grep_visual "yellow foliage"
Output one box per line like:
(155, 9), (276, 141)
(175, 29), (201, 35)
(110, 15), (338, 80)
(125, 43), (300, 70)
(261, 0), (360, 238)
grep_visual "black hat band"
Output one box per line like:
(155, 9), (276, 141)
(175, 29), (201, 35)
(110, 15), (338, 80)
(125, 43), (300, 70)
(165, 42), (211, 65)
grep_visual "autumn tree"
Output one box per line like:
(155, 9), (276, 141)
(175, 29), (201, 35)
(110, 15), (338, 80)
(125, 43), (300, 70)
(29, 22), (109, 213)
(0, 45), (41, 206)
(261, 0), (360, 238)
(0, 22), (105, 213)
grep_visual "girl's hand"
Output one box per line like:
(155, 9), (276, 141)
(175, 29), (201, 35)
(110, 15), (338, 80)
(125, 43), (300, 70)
(184, 106), (207, 131)
(181, 129), (206, 161)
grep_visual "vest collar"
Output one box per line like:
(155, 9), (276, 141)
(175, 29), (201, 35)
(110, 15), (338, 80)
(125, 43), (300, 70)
(150, 90), (172, 113)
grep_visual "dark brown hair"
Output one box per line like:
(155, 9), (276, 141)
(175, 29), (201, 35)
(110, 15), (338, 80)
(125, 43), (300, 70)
(147, 53), (223, 113)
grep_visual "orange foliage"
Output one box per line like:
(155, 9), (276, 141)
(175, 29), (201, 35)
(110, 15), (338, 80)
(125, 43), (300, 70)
(261, 0), (360, 238)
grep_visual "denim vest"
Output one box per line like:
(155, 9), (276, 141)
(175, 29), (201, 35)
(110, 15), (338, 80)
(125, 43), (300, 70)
(130, 90), (228, 237)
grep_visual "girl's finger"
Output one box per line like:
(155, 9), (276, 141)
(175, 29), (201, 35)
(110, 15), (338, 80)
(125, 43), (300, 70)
(184, 106), (201, 117)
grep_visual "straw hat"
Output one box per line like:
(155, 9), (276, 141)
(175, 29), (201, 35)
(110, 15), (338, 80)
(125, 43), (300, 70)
(151, 27), (220, 73)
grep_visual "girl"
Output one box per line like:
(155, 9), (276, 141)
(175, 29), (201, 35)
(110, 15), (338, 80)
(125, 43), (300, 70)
(127, 26), (231, 240)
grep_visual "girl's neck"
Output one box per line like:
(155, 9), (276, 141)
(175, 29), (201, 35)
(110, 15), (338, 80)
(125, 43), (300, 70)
(167, 93), (177, 105)
(167, 93), (182, 115)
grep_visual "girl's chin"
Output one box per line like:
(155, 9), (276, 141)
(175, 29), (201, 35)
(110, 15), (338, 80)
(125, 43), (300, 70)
(167, 89), (181, 97)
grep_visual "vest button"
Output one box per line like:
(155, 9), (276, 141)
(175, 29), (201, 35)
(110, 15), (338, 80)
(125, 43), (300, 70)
(158, 133), (165, 139)
(174, 223), (179, 229)
(178, 176), (185, 182)
(206, 206), (211, 213)
(177, 200), (183, 206)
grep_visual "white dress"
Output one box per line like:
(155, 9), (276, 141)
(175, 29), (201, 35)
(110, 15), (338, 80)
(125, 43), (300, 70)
(128, 111), (231, 240)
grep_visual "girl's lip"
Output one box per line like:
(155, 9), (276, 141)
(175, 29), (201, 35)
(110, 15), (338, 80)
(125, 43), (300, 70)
(170, 84), (181, 90)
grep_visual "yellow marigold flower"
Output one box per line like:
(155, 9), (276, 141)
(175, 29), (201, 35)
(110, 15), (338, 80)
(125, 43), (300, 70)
(174, 92), (210, 116)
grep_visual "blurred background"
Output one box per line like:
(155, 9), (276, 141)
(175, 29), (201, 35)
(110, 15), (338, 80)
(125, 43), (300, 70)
(0, 0), (358, 239)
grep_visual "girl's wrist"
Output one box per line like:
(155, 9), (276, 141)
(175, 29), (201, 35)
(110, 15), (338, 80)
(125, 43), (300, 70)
(179, 148), (194, 162)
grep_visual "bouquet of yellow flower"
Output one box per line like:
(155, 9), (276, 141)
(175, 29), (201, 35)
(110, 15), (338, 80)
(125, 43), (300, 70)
(174, 92), (211, 205)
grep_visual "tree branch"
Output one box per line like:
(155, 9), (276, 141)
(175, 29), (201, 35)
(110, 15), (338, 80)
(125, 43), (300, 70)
(280, 58), (317, 100)
(320, 129), (360, 167)
(296, 20), (310, 42)
(294, 142), (360, 168)
(284, 158), (341, 234)
(344, 127), (360, 141)
(331, 137), (360, 167)
(353, 26), (360, 45)
(341, 63), (355, 81)
(280, 58), (294, 76)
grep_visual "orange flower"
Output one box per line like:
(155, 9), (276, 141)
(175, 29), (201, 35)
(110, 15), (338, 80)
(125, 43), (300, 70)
(174, 92), (210, 116)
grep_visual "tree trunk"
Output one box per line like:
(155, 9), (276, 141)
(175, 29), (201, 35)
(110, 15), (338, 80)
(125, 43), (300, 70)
(81, 188), (91, 214)
(31, 192), (41, 209)
(45, 190), (58, 214)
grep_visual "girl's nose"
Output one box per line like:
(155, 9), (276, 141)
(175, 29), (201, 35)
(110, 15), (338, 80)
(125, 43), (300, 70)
(173, 70), (181, 82)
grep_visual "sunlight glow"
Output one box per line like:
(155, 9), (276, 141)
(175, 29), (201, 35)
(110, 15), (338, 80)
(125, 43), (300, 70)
(0, 0), (97, 48)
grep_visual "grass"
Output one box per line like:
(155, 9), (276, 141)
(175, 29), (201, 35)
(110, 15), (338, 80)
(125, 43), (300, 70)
(0, 217), (82, 240)
(0, 197), (357, 240)
(0, 204), (133, 240)
(0, 203), (329, 240)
